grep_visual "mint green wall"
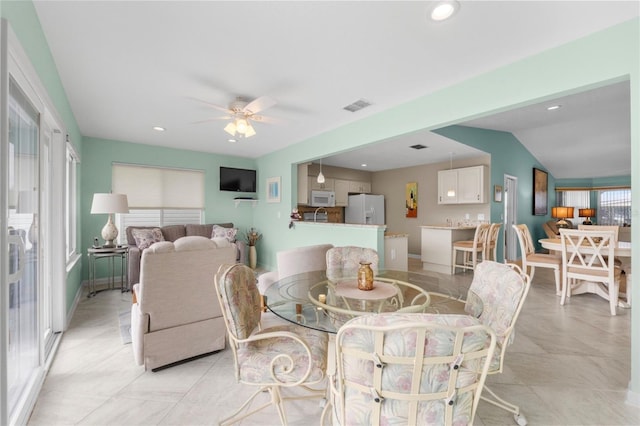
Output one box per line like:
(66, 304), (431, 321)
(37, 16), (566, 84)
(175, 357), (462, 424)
(81, 137), (256, 279)
(254, 19), (639, 395)
(1, 1), (84, 313)
(433, 125), (557, 255)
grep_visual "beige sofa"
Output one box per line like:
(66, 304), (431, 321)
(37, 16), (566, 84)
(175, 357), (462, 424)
(131, 236), (236, 370)
(126, 223), (245, 286)
(542, 219), (574, 239)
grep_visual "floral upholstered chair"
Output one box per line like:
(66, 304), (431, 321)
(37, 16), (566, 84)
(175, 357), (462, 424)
(326, 246), (379, 275)
(327, 313), (496, 425)
(463, 260), (531, 426)
(214, 263), (328, 426)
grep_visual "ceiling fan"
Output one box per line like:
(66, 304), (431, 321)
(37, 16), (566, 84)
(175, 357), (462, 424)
(198, 96), (277, 139)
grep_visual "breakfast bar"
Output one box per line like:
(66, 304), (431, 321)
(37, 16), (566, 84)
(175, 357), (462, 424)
(420, 224), (477, 274)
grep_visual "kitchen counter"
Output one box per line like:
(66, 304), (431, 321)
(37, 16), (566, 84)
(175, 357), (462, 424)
(420, 225), (476, 275)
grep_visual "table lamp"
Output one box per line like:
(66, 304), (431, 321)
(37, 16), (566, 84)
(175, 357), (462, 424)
(579, 208), (596, 225)
(91, 193), (129, 248)
(551, 206), (574, 229)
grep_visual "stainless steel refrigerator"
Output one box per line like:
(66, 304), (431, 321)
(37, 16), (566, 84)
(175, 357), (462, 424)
(345, 194), (385, 225)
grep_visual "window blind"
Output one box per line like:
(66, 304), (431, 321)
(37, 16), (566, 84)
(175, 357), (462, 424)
(112, 164), (204, 209)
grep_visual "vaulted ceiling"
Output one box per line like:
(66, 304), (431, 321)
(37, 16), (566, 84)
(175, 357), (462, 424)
(33, 1), (638, 178)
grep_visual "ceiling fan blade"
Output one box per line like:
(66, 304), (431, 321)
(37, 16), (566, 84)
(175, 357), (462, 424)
(250, 114), (282, 125)
(243, 96), (276, 115)
(190, 97), (231, 113)
(191, 116), (232, 124)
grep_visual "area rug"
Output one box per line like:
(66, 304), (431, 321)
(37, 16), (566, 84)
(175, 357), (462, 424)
(118, 310), (132, 344)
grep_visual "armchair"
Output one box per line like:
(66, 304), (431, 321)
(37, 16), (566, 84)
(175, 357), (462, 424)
(215, 263), (328, 425)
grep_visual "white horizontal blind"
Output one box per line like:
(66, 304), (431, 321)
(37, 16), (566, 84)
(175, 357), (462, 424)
(116, 209), (202, 244)
(557, 190), (590, 222)
(598, 189), (631, 226)
(112, 164), (204, 209)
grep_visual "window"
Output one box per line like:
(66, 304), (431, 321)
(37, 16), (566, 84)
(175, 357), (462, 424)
(65, 140), (79, 263)
(111, 164), (205, 242)
(597, 189), (631, 226)
(557, 190), (590, 222)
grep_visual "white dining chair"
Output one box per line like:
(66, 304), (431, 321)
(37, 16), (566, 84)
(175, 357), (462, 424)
(513, 224), (562, 295)
(559, 228), (621, 315)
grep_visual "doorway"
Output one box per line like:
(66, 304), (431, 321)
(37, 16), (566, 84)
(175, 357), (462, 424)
(503, 175), (518, 261)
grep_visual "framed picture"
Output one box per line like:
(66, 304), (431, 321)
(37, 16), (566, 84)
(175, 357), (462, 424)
(532, 168), (548, 215)
(405, 182), (417, 218)
(494, 184), (503, 203)
(266, 176), (281, 203)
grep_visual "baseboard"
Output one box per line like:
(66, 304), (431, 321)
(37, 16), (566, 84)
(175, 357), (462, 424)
(408, 253), (421, 259)
(626, 387), (640, 407)
(67, 282), (84, 329)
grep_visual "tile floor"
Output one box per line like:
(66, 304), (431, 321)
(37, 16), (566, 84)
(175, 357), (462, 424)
(27, 259), (640, 425)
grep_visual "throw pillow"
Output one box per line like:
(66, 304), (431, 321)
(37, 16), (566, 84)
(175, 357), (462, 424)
(132, 228), (164, 250)
(211, 225), (237, 243)
(211, 237), (232, 248)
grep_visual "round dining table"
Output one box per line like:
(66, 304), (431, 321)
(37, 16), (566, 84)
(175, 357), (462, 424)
(539, 238), (632, 257)
(263, 269), (469, 334)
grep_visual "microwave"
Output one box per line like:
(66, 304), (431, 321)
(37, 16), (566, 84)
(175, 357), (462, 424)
(310, 190), (336, 207)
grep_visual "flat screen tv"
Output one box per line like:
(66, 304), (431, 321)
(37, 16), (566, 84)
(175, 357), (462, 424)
(220, 166), (257, 192)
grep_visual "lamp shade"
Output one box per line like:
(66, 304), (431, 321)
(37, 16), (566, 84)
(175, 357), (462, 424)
(579, 208), (596, 218)
(91, 193), (129, 214)
(551, 206), (574, 219)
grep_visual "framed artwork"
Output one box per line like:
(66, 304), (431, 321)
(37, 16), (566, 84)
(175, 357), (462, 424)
(266, 176), (281, 203)
(494, 184), (503, 203)
(532, 168), (548, 215)
(405, 182), (417, 218)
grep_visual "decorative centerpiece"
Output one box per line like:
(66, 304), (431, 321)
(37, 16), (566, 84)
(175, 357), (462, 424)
(357, 261), (374, 291)
(245, 228), (262, 269)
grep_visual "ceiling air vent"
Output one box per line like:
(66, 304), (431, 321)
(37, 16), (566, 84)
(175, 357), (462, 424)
(343, 99), (372, 112)
(410, 144), (428, 150)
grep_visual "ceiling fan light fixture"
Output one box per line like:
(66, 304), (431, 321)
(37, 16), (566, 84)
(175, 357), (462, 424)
(235, 117), (249, 134)
(224, 122), (237, 136)
(244, 123), (256, 138)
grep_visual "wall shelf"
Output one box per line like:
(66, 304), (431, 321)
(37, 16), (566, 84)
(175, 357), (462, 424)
(234, 199), (258, 208)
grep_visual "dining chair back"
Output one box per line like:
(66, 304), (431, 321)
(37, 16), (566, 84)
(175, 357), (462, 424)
(214, 263), (328, 425)
(559, 228), (621, 315)
(329, 312), (496, 426)
(326, 246), (379, 272)
(485, 222), (502, 261)
(451, 223), (490, 274)
(464, 260), (531, 425)
(513, 224), (562, 295)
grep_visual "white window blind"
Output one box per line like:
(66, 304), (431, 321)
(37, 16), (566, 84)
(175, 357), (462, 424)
(557, 190), (590, 222)
(598, 189), (631, 226)
(112, 164), (204, 209)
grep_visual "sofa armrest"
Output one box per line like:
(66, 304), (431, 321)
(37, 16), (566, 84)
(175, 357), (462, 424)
(235, 240), (247, 264)
(128, 245), (142, 286)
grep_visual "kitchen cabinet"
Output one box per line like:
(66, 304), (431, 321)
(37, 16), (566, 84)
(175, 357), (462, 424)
(420, 225), (476, 274)
(309, 177), (335, 191)
(297, 163), (309, 205)
(349, 180), (371, 194)
(334, 179), (350, 206)
(437, 165), (487, 204)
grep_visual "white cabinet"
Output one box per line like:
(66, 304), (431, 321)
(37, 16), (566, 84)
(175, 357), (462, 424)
(349, 180), (371, 194)
(309, 177), (334, 191)
(297, 164), (309, 205)
(384, 234), (408, 271)
(334, 179), (350, 206)
(437, 165), (487, 204)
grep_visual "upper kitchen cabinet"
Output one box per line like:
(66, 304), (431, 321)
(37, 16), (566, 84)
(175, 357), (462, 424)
(349, 180), (371, 194)
(334, 179), (350, 206)
(438, 165), (488, 204)
(310, 177), (335, 191)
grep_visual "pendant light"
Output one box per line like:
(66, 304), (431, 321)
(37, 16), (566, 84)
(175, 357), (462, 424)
(447, 152), (456, 197)
(317, 158), (325, 183)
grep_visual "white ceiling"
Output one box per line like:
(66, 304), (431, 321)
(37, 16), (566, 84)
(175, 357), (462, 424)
(33, 1), (638, 178)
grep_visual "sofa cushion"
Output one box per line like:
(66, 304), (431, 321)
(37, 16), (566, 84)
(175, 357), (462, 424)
(132, 228), (164, 250)
(211, 224), (237, 242)
(161, 225), (187, 242)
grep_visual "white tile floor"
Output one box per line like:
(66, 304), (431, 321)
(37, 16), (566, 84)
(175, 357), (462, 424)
(27, 259), (640, 425)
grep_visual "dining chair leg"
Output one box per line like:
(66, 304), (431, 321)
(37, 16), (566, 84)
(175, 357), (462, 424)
(553, 268), (561, 296)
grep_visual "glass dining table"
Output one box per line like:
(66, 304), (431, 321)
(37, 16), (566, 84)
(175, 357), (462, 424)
(263, 269), (470, 334)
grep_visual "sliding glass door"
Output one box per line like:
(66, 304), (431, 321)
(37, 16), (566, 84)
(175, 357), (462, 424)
(7, 76), (40, 421)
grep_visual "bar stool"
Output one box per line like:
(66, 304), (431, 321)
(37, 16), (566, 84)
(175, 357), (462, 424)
(452, 223), (490, 274)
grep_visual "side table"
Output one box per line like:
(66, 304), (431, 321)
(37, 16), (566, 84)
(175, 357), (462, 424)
(87, 246), (129, 298)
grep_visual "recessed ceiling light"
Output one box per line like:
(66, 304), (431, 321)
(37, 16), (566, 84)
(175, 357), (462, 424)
(152, 126), (166, 132)
(228, 138), (237, 143)
(361, 163), (368, 167)
(430, 1), (459, 21)
(547, 105), (561, 111)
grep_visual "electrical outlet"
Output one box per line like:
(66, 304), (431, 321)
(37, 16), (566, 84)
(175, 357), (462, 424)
(478, 213), (485, 221)
(465, 213), (470, 220)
